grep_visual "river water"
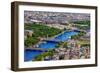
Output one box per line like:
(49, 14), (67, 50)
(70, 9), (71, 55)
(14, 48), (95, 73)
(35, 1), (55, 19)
(24, 31), (78, 61)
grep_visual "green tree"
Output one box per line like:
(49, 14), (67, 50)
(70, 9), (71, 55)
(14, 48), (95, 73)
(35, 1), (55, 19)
(24, 37), (38, 47)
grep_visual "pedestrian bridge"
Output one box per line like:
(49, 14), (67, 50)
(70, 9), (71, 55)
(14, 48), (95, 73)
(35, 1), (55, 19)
(43, 39), (61, 43)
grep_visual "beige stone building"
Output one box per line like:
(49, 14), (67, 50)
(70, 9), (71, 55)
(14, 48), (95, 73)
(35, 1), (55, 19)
(24, 30), (33, 39)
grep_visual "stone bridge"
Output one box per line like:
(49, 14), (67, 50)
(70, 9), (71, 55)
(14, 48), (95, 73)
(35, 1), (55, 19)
(25, 48), (47, 52)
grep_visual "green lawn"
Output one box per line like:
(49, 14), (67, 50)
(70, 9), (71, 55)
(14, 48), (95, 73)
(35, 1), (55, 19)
(25, 23), (62, 38)
(72, 20), (90, 29)
(24, 23), (62, 47)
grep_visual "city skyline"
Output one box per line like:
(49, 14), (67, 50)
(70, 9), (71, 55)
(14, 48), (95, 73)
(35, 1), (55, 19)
(24, 11), (90, 24)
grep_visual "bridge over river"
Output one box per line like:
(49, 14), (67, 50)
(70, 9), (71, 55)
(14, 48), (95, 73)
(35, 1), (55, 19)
(43, 38), (61, 43)
(25, 48), (48, 52)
